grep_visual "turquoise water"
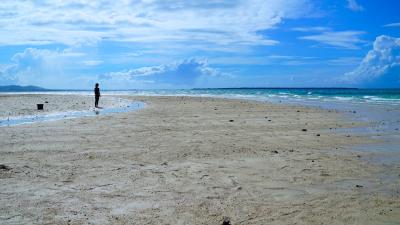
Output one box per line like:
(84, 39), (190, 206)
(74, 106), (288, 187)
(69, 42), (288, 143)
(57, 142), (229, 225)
(109, 88), (400, 105)
(4, 88), (400, 104)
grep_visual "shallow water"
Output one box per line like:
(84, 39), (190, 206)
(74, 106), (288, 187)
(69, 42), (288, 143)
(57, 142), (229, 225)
(0, 101), (145, 127)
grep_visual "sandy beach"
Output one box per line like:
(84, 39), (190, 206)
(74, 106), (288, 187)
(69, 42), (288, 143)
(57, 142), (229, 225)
(0, 95), (399, 225)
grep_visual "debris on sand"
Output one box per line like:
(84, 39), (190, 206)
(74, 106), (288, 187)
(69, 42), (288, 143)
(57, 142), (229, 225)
(0, 164), (10, 170)
(229, 120), (234, 122)
(222, 217), (231, 225)
(302, 129), (307, 132)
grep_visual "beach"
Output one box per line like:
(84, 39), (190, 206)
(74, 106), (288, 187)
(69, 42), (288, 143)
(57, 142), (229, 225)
(0, 94), (399, 224)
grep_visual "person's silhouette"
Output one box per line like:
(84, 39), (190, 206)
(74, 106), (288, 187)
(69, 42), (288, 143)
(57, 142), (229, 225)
(94, 83), (100, 108)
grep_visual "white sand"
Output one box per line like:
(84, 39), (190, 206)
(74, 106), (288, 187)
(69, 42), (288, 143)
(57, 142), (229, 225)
(0, 94), (129, 119)
(0, 95), (399, 224)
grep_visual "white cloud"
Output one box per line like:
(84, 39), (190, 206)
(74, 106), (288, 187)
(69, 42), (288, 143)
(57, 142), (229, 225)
(83, 60), (103, 66)
(292, 26), (330, 32)
(384, 23), (400, 28)
(346, 0), (364, 11)
(0, 48), (95, 88)
(299, 31), (366, 49)
(99, 58), (228, 88)
(1, 48), (230, 89)
(0, 0), (314, 47)
(343, 35), (400, 87)
(0, 64), (18, 85)
(209, 55), (318, 65)
(327, 57), (362, 66)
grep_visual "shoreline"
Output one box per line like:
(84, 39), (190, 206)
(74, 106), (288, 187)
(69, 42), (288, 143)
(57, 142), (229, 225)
(0, 95), (399, 224)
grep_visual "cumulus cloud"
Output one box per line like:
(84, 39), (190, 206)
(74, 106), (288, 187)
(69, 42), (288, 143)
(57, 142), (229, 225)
(0, 0), (314, 48)
(0, 48), (52, 85)
(0, 48), (94, 88)
(0, 65), (18, 85)
(343, 35), (400, 87)
(299, 30), (365, 49)
(0, 47), (229, 89)
(100, 59), (227, 88)
(346, 0), (364, 11)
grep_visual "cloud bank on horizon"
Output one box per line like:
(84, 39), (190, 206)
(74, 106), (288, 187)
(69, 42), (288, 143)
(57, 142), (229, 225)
(343, 35), (400, 87)
(0, 0), (399, 89)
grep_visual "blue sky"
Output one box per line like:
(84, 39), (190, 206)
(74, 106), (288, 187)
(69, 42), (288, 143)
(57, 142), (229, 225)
(0, 0), (399, 89)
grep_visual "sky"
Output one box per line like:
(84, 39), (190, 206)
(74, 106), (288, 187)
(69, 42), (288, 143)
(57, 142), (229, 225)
(0, 0), (399, 89)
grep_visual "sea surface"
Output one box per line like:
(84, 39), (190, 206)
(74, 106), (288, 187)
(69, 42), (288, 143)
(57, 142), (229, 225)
(7, 87), (399, 105)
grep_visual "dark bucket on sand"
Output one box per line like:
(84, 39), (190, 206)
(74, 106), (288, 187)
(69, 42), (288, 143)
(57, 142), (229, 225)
(37, 104), (44, 110)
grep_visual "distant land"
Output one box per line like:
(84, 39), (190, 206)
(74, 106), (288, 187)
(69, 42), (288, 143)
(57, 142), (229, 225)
(0, 85), (50, 92)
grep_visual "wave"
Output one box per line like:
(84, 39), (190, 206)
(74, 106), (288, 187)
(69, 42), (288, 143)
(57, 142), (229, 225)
(2, 88), (400, 106)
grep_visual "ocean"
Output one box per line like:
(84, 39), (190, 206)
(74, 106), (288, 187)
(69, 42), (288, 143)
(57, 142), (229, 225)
(5, 88), (400, 103)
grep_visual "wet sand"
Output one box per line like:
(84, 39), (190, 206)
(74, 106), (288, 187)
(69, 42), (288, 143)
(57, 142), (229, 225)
(0, 95), (399, 224)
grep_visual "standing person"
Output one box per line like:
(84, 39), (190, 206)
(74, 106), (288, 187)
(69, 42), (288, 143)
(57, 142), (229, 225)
(94, 83), (100, 108)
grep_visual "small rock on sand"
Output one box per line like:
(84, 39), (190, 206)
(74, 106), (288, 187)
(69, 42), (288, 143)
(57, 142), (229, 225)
(222, 217), (231, 225)
(0, 164), (10, 170)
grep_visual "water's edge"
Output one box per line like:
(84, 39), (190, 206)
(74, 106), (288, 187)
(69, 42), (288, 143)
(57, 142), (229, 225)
(0, 101), (145, 127)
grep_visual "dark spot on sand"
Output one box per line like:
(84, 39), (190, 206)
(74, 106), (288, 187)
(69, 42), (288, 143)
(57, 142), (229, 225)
(222, 217), (231, 225)
(161, 162), (168, 166)
(229, 120), (234, 122)
(316, 134), (320, 136)
(355, 184), (363, 188)
(302, 129), (307, 132)
(0, 164), (10, 170)
(272, 150), (279, 154)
